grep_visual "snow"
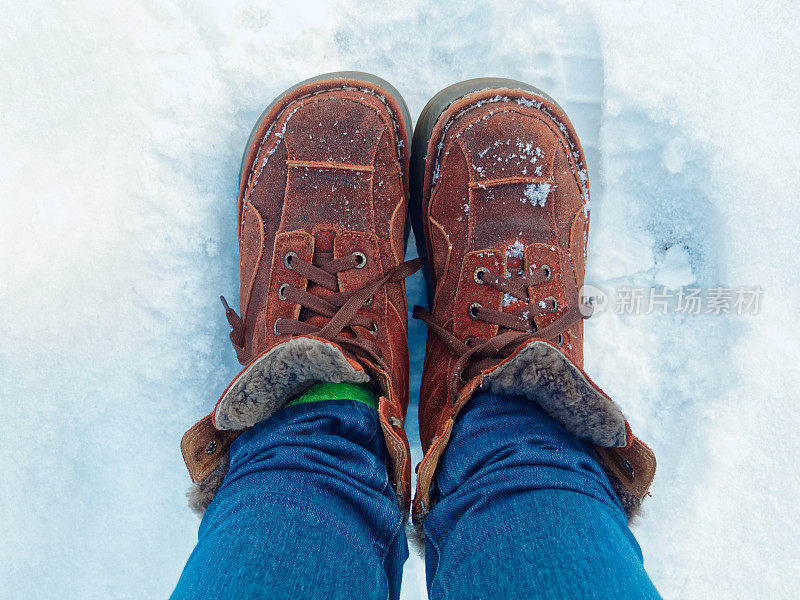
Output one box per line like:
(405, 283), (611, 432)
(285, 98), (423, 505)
(2, 1), (799, 599)
(654, 245), (695, 288)
(523, 182), (552, 207)
(505, 240), (526, 259)
(503, 242), (526, 306)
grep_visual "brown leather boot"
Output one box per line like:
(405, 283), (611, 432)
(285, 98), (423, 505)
(180, 73), (421, 514)
(410, 79), (656, 524)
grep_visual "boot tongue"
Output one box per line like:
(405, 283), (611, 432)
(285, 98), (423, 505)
(506, 255), (524, 271)
(312, 229), (337, 258)
(502, 242), (527, 314)
(303, 230), (355, 338)
(305, 230), (336, 313)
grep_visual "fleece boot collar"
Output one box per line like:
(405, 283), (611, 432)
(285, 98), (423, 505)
(481, 340), (627, 447)
(181, 336), (369, 515)
(413, 340), (656, 525)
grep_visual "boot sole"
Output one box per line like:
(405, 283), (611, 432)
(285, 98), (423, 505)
(409, 77), (570, 307)
(238, 71), (414, 245)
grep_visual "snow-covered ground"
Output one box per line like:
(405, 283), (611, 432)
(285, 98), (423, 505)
(2, 1), (799, 598)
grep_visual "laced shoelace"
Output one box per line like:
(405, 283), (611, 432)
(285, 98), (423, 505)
(222, 251), (423, 370)
(413, 260), (593, 399)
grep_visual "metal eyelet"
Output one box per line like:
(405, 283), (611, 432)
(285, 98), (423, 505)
(458, 370), (468, 383)
(205, 441), (217, 455)
(273, 321), (281, 335)
(369, 321), (379, 335)
(353, 251), (367, 268)
(278, 283), (288, 300)
(557, 333), (564, 346)
(468, 303), (482, 320)
(364, 295), (374, 307)
(474, 266), (489, 284)
(541, 264), (552, 281)
(545, 296), (558, 312)
(283, 251), (297, 269)
(388, 416), (404, 429)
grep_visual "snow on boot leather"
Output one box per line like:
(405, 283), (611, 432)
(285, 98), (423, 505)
(180, 73), (420, 515)
(410, 79), (656, 524)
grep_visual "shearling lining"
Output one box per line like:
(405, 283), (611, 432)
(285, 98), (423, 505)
(214, 336), (370, 430)
(481, 340), (628, 448)
(189, 337), (370, 515)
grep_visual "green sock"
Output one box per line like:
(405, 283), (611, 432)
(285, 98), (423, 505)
(284, 382), (379, 411)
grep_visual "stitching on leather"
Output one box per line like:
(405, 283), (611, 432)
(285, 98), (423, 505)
(245, 85), (404, 199)
(427, 138), (464, 312)
(432, 98), (586, 203)
(469, 175), (551, 189)
(526, 243), (568, 330)
(286, 159), (375, 172)
(567, 207), (587, 305)
(431, 99), (581, 320)
(240, 201), (264, 321)
(453, 251), (502, 348)
(427, 214), (451, 312)
(366, 126), (385, 236)
(271, 231), (313, 329)
(370, 126), (407, 270)
(455, 137), (477, 251)
(388, 201), (405, 265)
(546, 155), (560, 257)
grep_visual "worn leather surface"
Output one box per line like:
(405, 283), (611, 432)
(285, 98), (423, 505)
(181, 77), (414, 510)
(413, 88), (655, 519)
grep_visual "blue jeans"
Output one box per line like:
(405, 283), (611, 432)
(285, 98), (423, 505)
(173, 394), (660, 599)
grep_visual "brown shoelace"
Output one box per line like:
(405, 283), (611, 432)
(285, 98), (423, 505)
(413, 261), (592, 399)
(223, 251), (423, 370)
